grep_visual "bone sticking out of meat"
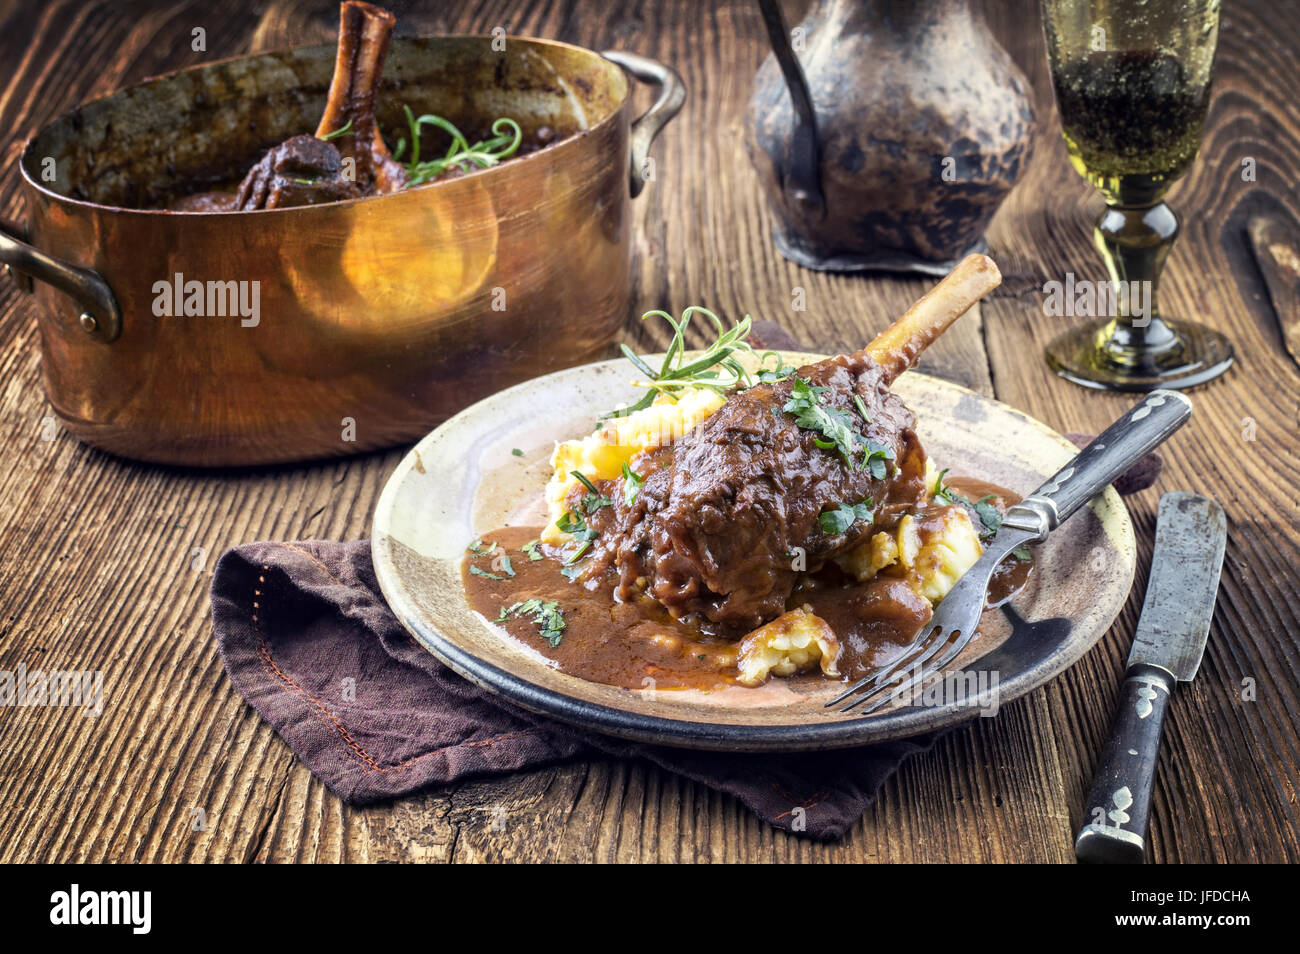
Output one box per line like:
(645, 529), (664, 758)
(865, 253), (1002, 382)
(234, 1), (405, 210)
(314, 0), (407, 194)
(593, 254), (1005, 635)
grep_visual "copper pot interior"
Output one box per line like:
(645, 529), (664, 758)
(30, 37), (628, 209)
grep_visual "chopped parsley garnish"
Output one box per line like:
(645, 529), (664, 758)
(758, 361), (797, 384)
(818, 498), (875, 535)
(621, 462), (644, 506)
(466, 538), (497, 556)
(784, 376), (893, 476)
(932, 470), (1032, 562)
(933, 468), (958, 504)
(864, 443), (893, 480)
(495, 599), (566, 647)
(971, 496), (1004, 538)
(853, 394), (872, 423)
(511, 447), (524, 457)
(469, 565), (502, 580)
(570, 470), (613, 515)
(555, 510), (599, 566)
(499, 555), (515, 578)
(522, 539), (543, 561)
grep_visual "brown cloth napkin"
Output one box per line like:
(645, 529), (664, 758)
(212, 540), (937, 840)
(209, 433), (1159, 841)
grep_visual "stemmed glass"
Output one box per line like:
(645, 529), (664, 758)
(1040, 0), (1232, 390)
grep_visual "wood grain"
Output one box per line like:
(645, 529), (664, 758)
(0, 0), (1295, 863)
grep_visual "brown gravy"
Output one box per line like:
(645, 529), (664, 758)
(462, 477), (1031, 692)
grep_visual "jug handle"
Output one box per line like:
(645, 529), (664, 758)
(756, 0), (824, 216)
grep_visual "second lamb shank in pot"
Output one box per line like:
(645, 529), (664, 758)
(235, 0), (407, 209)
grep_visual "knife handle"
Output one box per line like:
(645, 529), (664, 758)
(1021, 390), (1192, 533)
(1075, 663), (1175, 864)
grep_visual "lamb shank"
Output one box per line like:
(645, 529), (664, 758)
(587, 254), (1003, 635)
(234, 1), (406, 210)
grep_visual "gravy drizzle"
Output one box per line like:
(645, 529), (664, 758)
(462, 477), (1031, 692)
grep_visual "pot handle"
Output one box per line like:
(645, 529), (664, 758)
(0, 221), (122, 343)
(602, 51), (686, 198)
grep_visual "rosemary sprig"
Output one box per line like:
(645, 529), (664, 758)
(393, 107), (523, 186)
(318, 118), (354, 142)
(600, 308), (789, 422)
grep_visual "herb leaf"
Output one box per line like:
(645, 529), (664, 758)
(931, 473), (1015, 546)
(522, 539), (543, 561)
(818, 498), (875, 535)
(758, 361), (797, 384)
(496, 599), (566, 647)
(318, 118), (353, 142)
(394, 108), (523, 187)
(933, 467), (958, 504)
(853, 394), (872, 423)
(570, 470), (613, 515)
(469, 565), (502, 580)
(621, 462), (645, 506)
(600, 308), (793, 421)
(467, 538), (497, 556)
(783, 377), (894, 474)
(971, 496), (1003, 538)
(555, 510), (599, 568)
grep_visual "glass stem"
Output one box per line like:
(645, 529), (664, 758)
(1092, 199), (1180, 356)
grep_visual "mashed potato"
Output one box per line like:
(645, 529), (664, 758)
(737, 508), (981, 685)
(737, 460), (984, 686)
(834, 506), (984, 603)
(737, 607), (840, 687)
(539, 384), (985, 688)
(541, 387), (725, 544)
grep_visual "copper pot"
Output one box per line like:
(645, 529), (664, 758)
(1, 37), (683, 466)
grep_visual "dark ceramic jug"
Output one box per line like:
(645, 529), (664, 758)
(748, 0), (1036, 274)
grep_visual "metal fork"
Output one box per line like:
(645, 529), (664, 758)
(826, 389), (1193, 715)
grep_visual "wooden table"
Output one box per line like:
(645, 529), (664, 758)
(1, 0), (1296, 863)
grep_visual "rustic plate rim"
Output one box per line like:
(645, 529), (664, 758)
(371, 354), (1136, 752)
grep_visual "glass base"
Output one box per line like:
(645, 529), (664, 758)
(1045, 316), (1234, 391)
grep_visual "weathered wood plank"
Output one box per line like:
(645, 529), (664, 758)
(0, 0), (1294, 864)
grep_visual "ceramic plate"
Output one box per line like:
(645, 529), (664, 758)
(371, 353), (1135, 751)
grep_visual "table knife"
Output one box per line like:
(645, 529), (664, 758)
(1075, 491), (1227, 864)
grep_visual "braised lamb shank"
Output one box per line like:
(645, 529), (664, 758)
(590, 255), (1003, 635)
(234, 1), (406, 209)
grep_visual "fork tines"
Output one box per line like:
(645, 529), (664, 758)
(826, 624), (976, 714)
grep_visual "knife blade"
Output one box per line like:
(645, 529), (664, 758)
(1128, 492), (1227, 680)
(1075, 491), (1227, 864)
